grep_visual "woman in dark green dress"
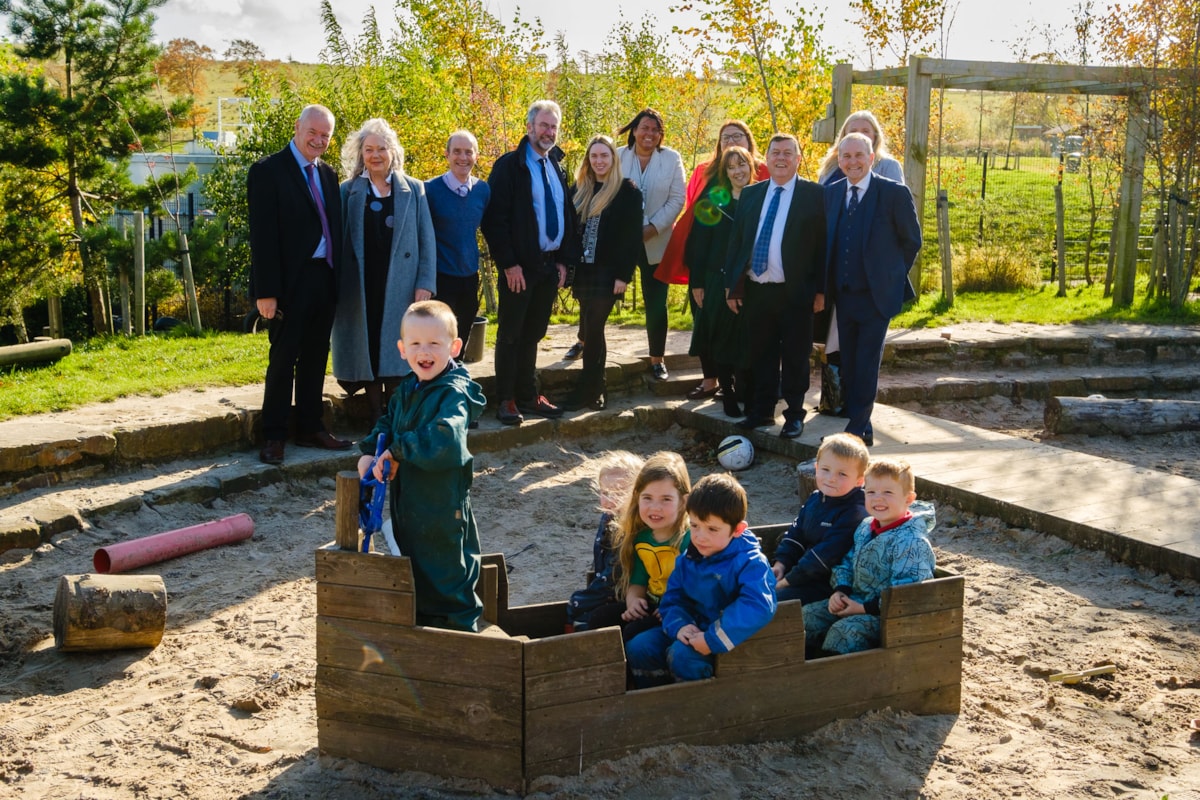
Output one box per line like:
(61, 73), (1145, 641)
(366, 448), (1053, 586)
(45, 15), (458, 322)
(685, 146), (760, 417)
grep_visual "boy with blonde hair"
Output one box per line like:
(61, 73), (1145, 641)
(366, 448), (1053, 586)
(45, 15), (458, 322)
(772, 433), (869, 604)
(802, 457), (935, 655)
(358, 300), (486, 631)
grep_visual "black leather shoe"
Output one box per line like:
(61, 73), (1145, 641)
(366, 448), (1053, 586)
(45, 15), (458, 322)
(686, 383), (719, 400)
(722, 398), (742, 418)
(564, 341), (585, 361)
(736, 416), (772, 430)
(259, 439), (285, 464)
(651, 363), (669, 381)
(517, 395), (564, 418)
(497, 399), (523, 425)
(561, 393), (605, 412)
(294, 431), (353, 450)
(861, 431), (874, 447)
(780, 419), (804, 439)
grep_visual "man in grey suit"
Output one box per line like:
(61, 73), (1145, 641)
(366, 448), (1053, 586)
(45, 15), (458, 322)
(249, 104), (351, 464)
(823, 132), (922, 446)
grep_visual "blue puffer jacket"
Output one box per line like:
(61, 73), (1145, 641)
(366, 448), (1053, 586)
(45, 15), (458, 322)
(660, 531), (777, 655)
(833, 501), (936, 616)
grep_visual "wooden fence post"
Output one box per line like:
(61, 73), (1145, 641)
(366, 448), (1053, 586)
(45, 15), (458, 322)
(937, 190), (953, 305)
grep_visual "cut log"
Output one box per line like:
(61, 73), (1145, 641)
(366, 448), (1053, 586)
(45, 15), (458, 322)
(1045, 396), (1200, 436)
(53, 574), (167, 651)
(0, 338), (72, 367)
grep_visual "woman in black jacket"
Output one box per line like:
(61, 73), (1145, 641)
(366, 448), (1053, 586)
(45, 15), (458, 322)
(561, 136), (644, 411)
(684, 145), (760, 417)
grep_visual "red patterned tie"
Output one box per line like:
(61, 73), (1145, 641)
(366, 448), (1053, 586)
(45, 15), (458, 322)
(305, 163), (334, 267)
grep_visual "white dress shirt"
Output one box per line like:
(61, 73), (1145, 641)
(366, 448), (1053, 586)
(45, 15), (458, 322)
(750, 176), (796, 284)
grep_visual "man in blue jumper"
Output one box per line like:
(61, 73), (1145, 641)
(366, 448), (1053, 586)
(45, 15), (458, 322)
(426, 130), (490, 360)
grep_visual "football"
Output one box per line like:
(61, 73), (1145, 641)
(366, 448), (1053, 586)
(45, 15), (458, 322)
(716, 434), (755, 471)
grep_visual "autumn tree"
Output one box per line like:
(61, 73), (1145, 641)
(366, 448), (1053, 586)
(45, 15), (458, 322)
(157, 38), (213, 139)
(0, 0), (181, 335)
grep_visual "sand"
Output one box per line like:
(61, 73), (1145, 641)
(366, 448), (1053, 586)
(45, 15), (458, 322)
(2, 416), (1199, 799)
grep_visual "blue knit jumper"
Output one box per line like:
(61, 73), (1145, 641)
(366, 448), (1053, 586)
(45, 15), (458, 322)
(425, 177), (490, 278)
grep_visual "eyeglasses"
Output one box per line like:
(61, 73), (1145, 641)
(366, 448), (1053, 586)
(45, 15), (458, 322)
(720, 132), (748, 143)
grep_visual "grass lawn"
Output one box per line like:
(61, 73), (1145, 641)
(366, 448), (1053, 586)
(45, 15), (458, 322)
(3, 280), (1197, 419)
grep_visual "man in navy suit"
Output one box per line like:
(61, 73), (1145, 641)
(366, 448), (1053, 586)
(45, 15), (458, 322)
(824, 132), (922, 446)
(248, 104), (351, 464)
(724, 133), (826, 439)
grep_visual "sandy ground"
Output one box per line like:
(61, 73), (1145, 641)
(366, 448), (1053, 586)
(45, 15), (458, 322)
(2, 417), (1199, 799)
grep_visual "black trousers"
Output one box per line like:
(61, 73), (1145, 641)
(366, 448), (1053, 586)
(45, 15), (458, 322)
(436, 272), (480, 351)
(261, 259), (337, 441)
(575, 290), (620, 397)
(742, 280), (813, 423)
(494, 268), (557, 402)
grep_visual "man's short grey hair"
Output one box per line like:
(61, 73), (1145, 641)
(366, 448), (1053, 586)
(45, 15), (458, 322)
(297, 104), (335, 128)
(446, 129), (479, 152)
(526, 100), (562, 127)
(839, 131), (875, 154)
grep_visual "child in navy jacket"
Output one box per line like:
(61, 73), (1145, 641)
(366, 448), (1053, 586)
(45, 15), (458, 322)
(772, 433), (869, 604)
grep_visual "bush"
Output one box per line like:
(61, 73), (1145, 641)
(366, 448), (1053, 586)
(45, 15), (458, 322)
(952, 244), (1042, 292)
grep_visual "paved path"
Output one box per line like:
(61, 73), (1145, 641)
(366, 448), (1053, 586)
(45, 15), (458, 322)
(3, 321), (1200, 581)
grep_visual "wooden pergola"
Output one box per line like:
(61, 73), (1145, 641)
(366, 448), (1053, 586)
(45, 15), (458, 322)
(813, 57), (1153, 306)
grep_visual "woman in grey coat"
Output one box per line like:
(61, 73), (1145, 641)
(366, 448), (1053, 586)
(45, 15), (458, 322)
(332, 118), (436, 421)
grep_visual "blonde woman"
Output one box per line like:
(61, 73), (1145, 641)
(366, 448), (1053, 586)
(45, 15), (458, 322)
(332, 117), (436, 422)
(560, 136), (643, 412)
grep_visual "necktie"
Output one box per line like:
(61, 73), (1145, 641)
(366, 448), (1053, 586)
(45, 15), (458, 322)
(458, 184), (468, 198)
(304, 163), (334, 267)
(751, 185), (784, 277)
(848, 184), (860, 215)
(539, 158), (559, 242)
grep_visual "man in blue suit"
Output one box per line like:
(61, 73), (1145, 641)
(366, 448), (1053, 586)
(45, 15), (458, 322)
(824, 133), (922, 446)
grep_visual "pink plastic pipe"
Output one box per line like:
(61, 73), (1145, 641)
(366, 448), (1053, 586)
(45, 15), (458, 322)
(94, 513), (255, 574)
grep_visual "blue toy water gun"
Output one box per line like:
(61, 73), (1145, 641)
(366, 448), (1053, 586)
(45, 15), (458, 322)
(359, 433), (394, 554)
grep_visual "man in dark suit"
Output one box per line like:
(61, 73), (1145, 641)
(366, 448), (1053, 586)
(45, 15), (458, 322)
(725, 133), (826, 439)
(824, 132), (922, 447)
(481, 100), (578, 425)
(248, 104), (352, 464)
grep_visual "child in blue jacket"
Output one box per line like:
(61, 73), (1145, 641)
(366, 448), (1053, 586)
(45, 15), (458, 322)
(803, 457), (936, 655)
(626, 473), (777, 688)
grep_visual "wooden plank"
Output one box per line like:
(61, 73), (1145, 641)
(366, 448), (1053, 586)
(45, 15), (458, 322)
(526, 682), (961, 780)
(881, 608), (963, 649)
(317, 583), (414, 626)
(316, 665), (522, 742)
(318, 718), (524, 792)
(882, 575), (964, 619)
(334, 472), (359, 550)
(481, 563), (498, 624)
(716, 631), (804, 674)
(752, 523), (790, 560)
(499, 601), (567, 639)
(525, 636), (960, 763)
(526, 660), (627, 710)
(316, 616), (522, 688)
(524, 626), (625, 676)
(315, 548), (415, 592)
(481, 552), (509, 613)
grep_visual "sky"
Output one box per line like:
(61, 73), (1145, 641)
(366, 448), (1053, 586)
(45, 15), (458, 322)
(152, 0), (1084, 67)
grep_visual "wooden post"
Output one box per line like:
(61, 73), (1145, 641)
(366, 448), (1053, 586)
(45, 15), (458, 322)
(904, 55), (932, 292)
(47, 295), (63, 339)
(118, 217), (132, 335)
(1111, 92), (1149, 308)
(1055, 173), (1067, 297)
(133, 211), (146, 335)
(335, 471), (361, 551)
(937, 190), (953, 304)
(54, 574), (167, 651)
(178, 231), (202, 331)
(831, 62), (853, 136)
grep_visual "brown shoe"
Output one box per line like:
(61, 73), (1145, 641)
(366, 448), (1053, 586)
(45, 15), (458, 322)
(259, 439), (285, 464)
(294, 431), (353, 450)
